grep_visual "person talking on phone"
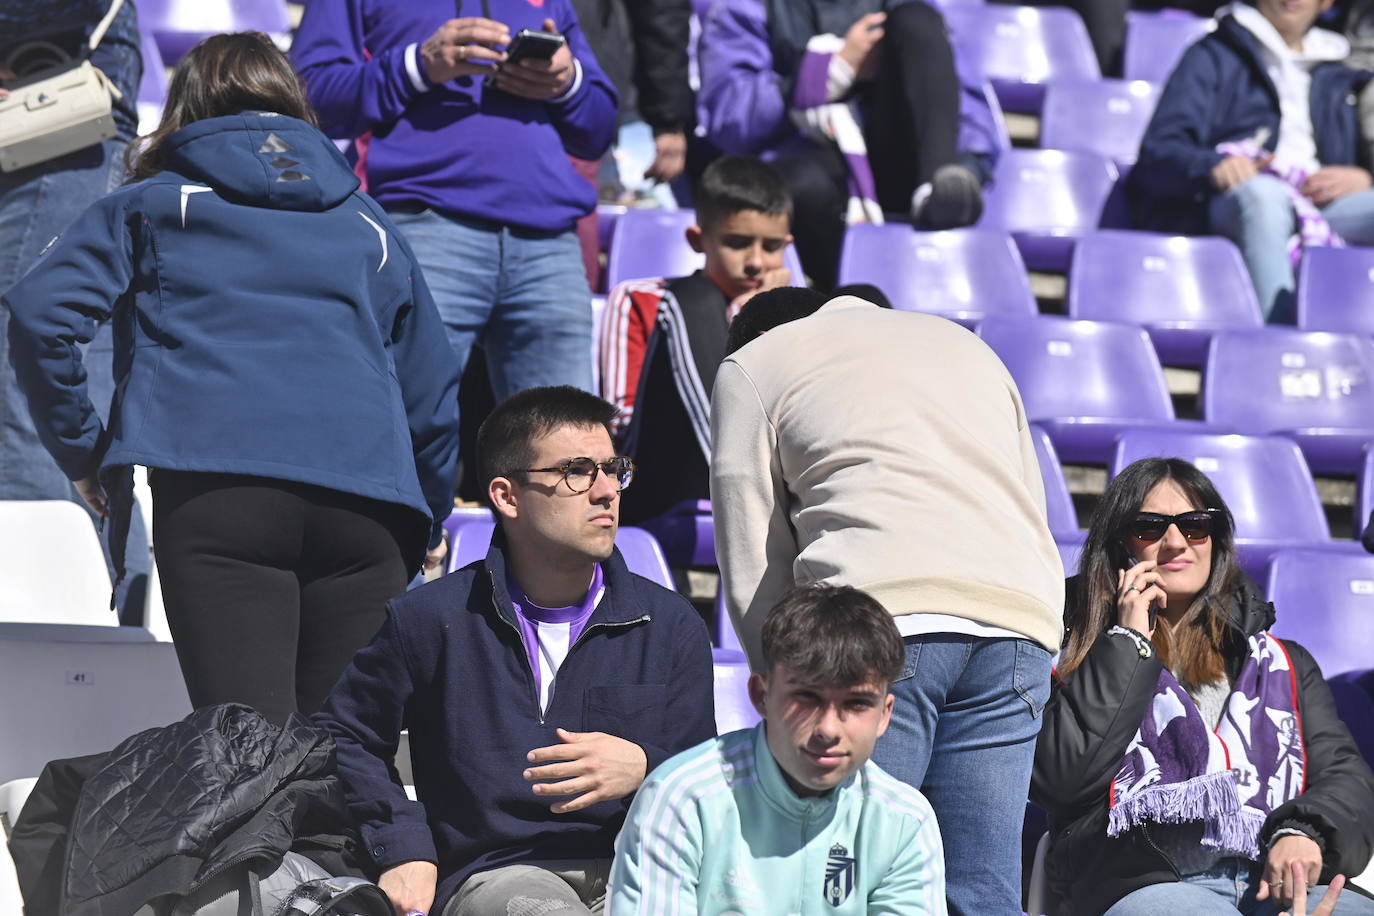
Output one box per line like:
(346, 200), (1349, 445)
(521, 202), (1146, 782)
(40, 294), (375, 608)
(291, 0), (617, 454)
(1032, 457), (1374, 916)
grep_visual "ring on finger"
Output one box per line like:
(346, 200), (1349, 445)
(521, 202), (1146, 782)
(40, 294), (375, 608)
(1126, 583), (1139, 592)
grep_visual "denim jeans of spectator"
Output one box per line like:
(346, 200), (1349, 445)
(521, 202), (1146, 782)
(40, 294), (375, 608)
(869, 634), (1052, 916)
(1209, 174), (1374, 323)
(387, 208), (595, 407)
(0, 139), (148, 621)
(1104, 856), (1374, 916)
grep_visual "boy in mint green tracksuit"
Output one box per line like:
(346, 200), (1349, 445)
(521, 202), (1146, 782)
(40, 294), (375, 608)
(608, 584), (947, 914)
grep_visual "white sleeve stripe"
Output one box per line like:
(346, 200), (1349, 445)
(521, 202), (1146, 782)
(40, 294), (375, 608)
(551, 58), (583, 104)
(404, 43), (429, 93)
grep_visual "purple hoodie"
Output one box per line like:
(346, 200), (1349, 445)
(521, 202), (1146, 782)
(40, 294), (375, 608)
(291, 0), (618, 232)
(698, 0), (1000, 165)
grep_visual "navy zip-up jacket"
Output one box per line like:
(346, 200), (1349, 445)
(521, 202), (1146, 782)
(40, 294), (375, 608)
(3, 113), (461, 579)
(313, 535), (715, 911)
(1131, 14), (1370, 235)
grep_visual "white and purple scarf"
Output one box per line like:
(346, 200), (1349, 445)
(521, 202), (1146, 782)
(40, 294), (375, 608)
(789, 35), (885, 226)
(1108, 632), (1306, 859)
(1217, 138), (1345, 267)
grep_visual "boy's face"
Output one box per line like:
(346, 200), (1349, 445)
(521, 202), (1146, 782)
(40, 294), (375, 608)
(748, 664), (894, 797)
(1257, 0), (1334, 41)
(687, 209), (793, 302)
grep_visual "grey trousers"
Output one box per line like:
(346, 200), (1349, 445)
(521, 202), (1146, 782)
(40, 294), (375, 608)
(442, 859), (612, 916)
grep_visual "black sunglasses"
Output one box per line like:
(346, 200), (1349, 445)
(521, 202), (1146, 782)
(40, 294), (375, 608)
(1125, 510), (1223, 544)
(512, 456), (635, 494)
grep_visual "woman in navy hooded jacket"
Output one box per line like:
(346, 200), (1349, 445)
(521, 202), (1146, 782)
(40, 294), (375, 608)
(3, 33), (461, 726)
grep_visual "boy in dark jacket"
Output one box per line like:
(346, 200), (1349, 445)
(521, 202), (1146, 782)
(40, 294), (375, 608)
(315, 386), (715, 916)
(1132, 0), (1374, 321)
(597, 156), (793, 525)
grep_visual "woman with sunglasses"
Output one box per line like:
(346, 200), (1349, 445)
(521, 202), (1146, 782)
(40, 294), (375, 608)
(1032, 457), (1374, 916)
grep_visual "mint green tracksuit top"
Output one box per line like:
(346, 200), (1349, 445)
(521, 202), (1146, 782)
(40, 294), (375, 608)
(608, 724), (947, 914)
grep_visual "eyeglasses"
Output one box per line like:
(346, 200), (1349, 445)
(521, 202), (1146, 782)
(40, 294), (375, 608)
(1125, 510), (1223, 544)
(512, 456), (636, 494)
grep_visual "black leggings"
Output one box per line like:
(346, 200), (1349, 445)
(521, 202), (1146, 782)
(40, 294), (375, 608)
(772, 1), (963, 290)
(151, 471), (419, 725)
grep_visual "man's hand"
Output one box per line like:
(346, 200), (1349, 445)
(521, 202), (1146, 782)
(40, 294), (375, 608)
(524, 727), (647, 814)
(1258, 834), (1324, 909)
(1280, 865), (1346, 916)
(489, 19), (576, 100)
(378, 860), (438, 916)
(644, 130), (687, 184)
(1211, 154), (1268, 192)
(421, 17), (510, 83)
(423, 537), (447, 574)
(73, 476), (107, 518)
(839, 12), (886, 81)
(1303, 165), (1373, 207)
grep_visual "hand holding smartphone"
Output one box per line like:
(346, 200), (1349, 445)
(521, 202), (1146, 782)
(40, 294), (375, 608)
(504, 29), (565, 65)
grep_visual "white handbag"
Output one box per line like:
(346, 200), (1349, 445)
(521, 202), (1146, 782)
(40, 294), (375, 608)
(0, 0), (127, 173)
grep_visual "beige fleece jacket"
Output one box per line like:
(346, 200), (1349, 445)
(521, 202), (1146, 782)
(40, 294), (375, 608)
(710, 297), (1064, 669)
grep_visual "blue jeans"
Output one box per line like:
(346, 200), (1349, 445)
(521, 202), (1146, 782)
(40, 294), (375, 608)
(386, 208), (594, 403)
(1105, 857), (1374, 916)
(1209, 175), (1374, 323)
(0, 140), (148, 620)
(869, 634), (1053, 916)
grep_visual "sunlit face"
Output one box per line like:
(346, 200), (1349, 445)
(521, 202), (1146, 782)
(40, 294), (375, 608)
(492, 424), (620, 564)
(748, 664), (893, 797)
(690, 210), (793, 301)
(1125, 480), (1214, 610)
(1257, 0), (1334, 45)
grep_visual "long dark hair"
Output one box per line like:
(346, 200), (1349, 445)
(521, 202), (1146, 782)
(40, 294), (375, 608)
(1059, 458), (1240, 684)
(127, 32), (317, 181)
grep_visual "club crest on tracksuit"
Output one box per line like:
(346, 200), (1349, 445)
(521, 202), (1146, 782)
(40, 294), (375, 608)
(823, 843), (856, 905)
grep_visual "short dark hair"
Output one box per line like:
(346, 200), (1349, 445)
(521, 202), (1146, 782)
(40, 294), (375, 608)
(760, 585), (904, 688)
(696, 155), (793, 232)
(724, 286), (827, 356)
(831, 283), (894, 309)
(477, 386), (618, 500)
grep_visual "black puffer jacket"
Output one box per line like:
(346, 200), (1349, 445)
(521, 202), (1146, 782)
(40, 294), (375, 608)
(9, 704), (363, 916)
(1031, 576), (1374, 916)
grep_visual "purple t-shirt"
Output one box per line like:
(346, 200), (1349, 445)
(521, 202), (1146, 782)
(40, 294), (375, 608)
(508, 564), (605, 712)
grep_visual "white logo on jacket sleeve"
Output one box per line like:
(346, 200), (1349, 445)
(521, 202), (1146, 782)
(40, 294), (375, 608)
(357, 211), (388, 272)
(179, 185), (213, 228)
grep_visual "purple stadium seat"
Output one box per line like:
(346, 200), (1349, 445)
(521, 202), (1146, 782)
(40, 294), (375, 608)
(715, 590), (743, 653)
(837, 225), (1036, 326)
(138, 31), (168, 104)
(1266, 549), (1374, 676)
(638, 499), (715, 568)
(1124, 10), (1215, 84)
(713, 649), (761, 734)
(1327, 674), (1374, 765)
(982, 80), (1013, 154)
(977, 316), (1184, 464)
(605, 208), (805, 289)
(1359, 444), (1374, 539)
(138, 0), (290, 64)
(979, 149), (1119, 272)
(1067, 231), (1263, 367)
(597, 204), (626, 257)
(1040, 79), (1159, 167)
(1110, 430), (1333, 582)
(942, 5), (1099, 115)
(1203, 329), (1374, 475)
(1296, 246), (1374, 336)
(1030, 424), (1080, 539)
(442, 507), (492, 573)
(448, 521), (675, 590)
(1057, 534), (1086, 578)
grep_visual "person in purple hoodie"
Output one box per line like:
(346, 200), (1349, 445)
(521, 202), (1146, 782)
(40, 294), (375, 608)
(291, 1), (618, 437)
(697, 0), (1001, 291)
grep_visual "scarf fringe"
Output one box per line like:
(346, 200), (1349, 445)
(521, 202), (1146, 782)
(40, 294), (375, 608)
(1201, 809), (1266, 859)
(1107, 770), (1241, 838)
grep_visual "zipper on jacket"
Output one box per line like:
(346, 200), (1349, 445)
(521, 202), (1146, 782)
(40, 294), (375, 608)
(490, 570), (547, 726)
(1138, 823), (1182, 880)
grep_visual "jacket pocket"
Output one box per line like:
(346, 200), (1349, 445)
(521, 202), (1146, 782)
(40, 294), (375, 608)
(583, 684), (667, 747)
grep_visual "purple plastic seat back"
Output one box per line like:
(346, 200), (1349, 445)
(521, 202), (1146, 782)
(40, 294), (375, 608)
(138, 0), (290, 63)
(1124, 10), (1214, 84)
(638, 499), (715, 568)
(714, 590), (742, 653)
(442, 508), (493, 573)
(1297, 247), (1374, 336)
(1057, 534), (1086, 578)
(1358, 444), (1374, 539)
(1327, 674), (1374, 764)
(1030, 424), (1079, 538)
(837, 225), (1035, 326)
(1266, 549), (1374, 676)
(942, 5), (1099, 114)
(1040, 79), (1159, 166)
(1068, 231), (1263, 366)
(448, 522), (674, 590)
(138, 31), (168, 105)
(713, 649), (761, 734)
(1203, 329), (1374, 474)
(606, 209), (804, 289)
(979, 149), (1119, 272)
(597, 204), (626, 257)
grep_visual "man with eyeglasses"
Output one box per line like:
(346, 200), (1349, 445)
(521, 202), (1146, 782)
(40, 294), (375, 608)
(315, 385), (715, 916)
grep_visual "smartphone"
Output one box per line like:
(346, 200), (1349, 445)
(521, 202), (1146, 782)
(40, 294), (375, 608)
(1116, 541), (1159, 630)
(504, 29), (565, 64)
